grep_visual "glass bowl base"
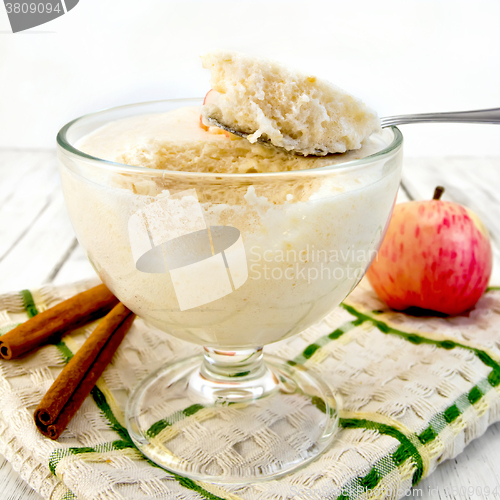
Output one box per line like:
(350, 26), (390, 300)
(126, 353), (339, 483)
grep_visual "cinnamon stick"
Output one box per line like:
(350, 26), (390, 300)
(34, 303), (135, 440)
(0, 284), (119, 360)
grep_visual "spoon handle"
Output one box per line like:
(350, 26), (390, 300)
(381, 107), (500, 127)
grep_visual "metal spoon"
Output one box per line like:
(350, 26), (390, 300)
(380, 107), (500, 127)
(207, 107), (500, 156)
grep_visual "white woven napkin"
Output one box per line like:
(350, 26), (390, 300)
(1, 278), (500, 500)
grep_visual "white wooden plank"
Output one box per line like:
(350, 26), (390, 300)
(415, 422), (500, 499)
(397, 183), (413, 203)
(0, 454), (43, 500)
(0, 153), (61, 260)
(0, 151), (47, 205)
(0, 192), (76, 294)
(51, 240), (96, 286)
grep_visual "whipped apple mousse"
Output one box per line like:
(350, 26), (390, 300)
(60, 52), (402, 349)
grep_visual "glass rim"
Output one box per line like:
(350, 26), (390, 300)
(57, 97), (403, 179)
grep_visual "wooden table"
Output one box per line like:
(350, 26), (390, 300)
(1, 151), (500, 499)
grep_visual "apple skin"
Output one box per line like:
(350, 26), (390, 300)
(199, 90), (217, 131)
(203, 89), (218, 105)
(366, 199), (493, 315)
(199, 90), (231, 137)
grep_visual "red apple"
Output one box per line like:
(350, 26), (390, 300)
(367, 186), (493, 315)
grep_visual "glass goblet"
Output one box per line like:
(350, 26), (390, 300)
(57, 99), (403, 483)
